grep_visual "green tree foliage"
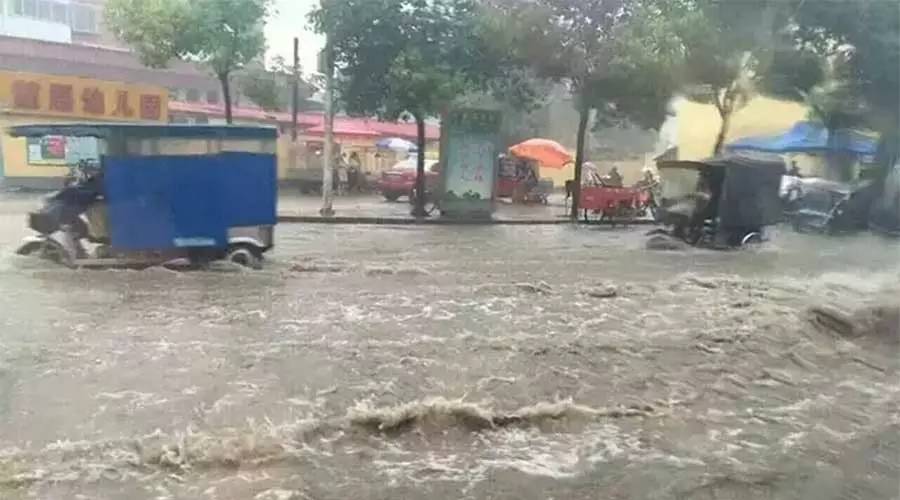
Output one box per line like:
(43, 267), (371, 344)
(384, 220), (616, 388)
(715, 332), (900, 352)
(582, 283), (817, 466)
(671, 0), (799, 155)
(792, 0), (900, 170)
(106, 0), (271, 123)
(233, 56), (315, 112)
(588, 1), (687, 131)
(457, 68), (554, 148)
(484, 0), (686, 217)
(795, 53), (868, 180)
(311, 0), (516, 216)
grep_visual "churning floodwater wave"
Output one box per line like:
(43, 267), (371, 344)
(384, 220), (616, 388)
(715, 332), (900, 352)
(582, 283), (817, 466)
(0, 215), (898, 498)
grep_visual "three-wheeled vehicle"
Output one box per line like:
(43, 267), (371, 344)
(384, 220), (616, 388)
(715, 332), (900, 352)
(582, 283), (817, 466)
(497, 154), (553, 204)
(653, 154), (784, 248)
(785, 177), (876, 234)
(11, 123), (278, 269)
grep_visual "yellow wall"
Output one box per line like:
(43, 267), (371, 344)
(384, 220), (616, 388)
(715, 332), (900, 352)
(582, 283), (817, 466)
(675, 96), (808, 161)
(0, 70), (169, 123)
(1, 71), (168, 180)
(540, 163), (574, 187)
(526, 97), (810, 188)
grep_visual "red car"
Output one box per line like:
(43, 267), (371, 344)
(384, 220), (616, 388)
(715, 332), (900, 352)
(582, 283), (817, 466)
(376, 159), (440, 201)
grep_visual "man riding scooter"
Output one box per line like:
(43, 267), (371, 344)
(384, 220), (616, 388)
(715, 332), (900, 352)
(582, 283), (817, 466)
(27, 161), (104, 259)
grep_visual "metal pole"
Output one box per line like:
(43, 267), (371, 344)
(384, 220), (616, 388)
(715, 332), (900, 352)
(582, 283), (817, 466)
(291, 37), (299, 142)
(320, 34), (335, 217)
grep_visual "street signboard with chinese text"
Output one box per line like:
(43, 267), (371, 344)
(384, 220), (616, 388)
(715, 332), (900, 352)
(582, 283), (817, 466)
(439, 109), (501, 219)
(0, 71), (168, 122)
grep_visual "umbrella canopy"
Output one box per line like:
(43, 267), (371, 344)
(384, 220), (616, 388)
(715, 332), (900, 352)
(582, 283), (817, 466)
(509, 138), (573, 169)
(727, 121), (877, 156)
(376, 137), (418, 152)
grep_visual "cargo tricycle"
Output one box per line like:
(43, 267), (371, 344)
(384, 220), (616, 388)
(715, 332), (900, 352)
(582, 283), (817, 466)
(11, 123), (278, 269)
(652, 154), (784, 248)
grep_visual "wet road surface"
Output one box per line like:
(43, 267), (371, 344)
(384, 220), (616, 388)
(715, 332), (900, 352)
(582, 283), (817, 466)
(0, 193), (898, 499)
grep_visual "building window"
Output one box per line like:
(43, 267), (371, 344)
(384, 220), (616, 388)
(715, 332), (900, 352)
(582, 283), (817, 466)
(7, 0), (79, 26)
(71, 4), (97, 33)
(23, 0), (37, 17)
(206, 90), (219, 104)
(51, 1), (66, 23)
(37, 0), (51, 19)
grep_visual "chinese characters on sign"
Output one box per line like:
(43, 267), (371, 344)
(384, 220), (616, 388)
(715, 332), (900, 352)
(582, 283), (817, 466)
(113, 90), (134, 118)
(81, 87), (105, 115)
(2, 72), (167, 122)
(12, 80), (40, 110)
(139, 94), (162, 120)
(48, 83), (74, 113)
(447, 109), (501, 132)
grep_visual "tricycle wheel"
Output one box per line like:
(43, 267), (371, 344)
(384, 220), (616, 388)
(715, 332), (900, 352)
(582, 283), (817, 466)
(38, 240), (74, 267)
(741, 232), (763, 246)
(226, 244), (262, 269)
(15, 240), (45, 256)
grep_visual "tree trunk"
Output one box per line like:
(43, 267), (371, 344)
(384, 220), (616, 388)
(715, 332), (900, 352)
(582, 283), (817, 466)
(570, 96), (590, 220)
(824, 126), (843, 181)
(712, 88), (731, 156)
(219, 73), (233, 125)
(412, 114), (428, 217)
(712, 107), (731, 156)
(291, 37), (300, 141)
(712, 118), (729, 156)
(320, 41), (336, 217)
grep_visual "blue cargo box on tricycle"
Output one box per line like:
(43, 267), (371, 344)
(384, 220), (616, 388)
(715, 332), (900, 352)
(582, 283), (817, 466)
(11, 123), (278, 269)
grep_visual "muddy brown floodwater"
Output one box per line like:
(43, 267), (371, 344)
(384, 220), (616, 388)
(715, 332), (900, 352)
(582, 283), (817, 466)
(0, 193), (898, 499)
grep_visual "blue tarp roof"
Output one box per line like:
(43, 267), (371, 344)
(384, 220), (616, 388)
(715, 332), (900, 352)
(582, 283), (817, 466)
(727, 121), (877, 155)
(7, 123), (277, 140)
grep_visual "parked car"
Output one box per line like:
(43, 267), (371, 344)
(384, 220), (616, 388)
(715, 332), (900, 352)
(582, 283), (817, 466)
(376, 158), (440, 201)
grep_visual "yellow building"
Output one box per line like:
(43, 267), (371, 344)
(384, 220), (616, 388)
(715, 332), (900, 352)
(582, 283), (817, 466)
(529, 96), (814, 189)
(674, 96), (808, 161)
(0, 70), (168, 189)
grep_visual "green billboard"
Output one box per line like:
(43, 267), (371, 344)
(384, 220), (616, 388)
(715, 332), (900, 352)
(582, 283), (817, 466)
(438, 109), (501, 219)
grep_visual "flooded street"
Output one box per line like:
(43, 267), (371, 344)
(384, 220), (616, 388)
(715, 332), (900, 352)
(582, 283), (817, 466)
(0, 194), (898, 499)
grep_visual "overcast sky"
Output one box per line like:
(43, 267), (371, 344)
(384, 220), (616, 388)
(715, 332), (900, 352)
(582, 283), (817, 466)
(265, 0), (324, 75)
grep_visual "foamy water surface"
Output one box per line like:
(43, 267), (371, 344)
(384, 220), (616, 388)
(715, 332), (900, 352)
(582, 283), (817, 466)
(0, 193), (898, 499)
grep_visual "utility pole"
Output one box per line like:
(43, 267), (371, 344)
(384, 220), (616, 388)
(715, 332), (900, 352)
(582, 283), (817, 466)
(319, 34), (335, 217)
(291, 37), (299, 142)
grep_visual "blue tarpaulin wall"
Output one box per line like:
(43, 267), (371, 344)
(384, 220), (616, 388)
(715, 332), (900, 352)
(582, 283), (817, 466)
(727, 121), (877, 156)
(103, 153), (276, 251)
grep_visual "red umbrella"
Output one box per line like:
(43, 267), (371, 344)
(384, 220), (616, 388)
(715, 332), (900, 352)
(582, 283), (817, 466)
(509, 139), (573, 169)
